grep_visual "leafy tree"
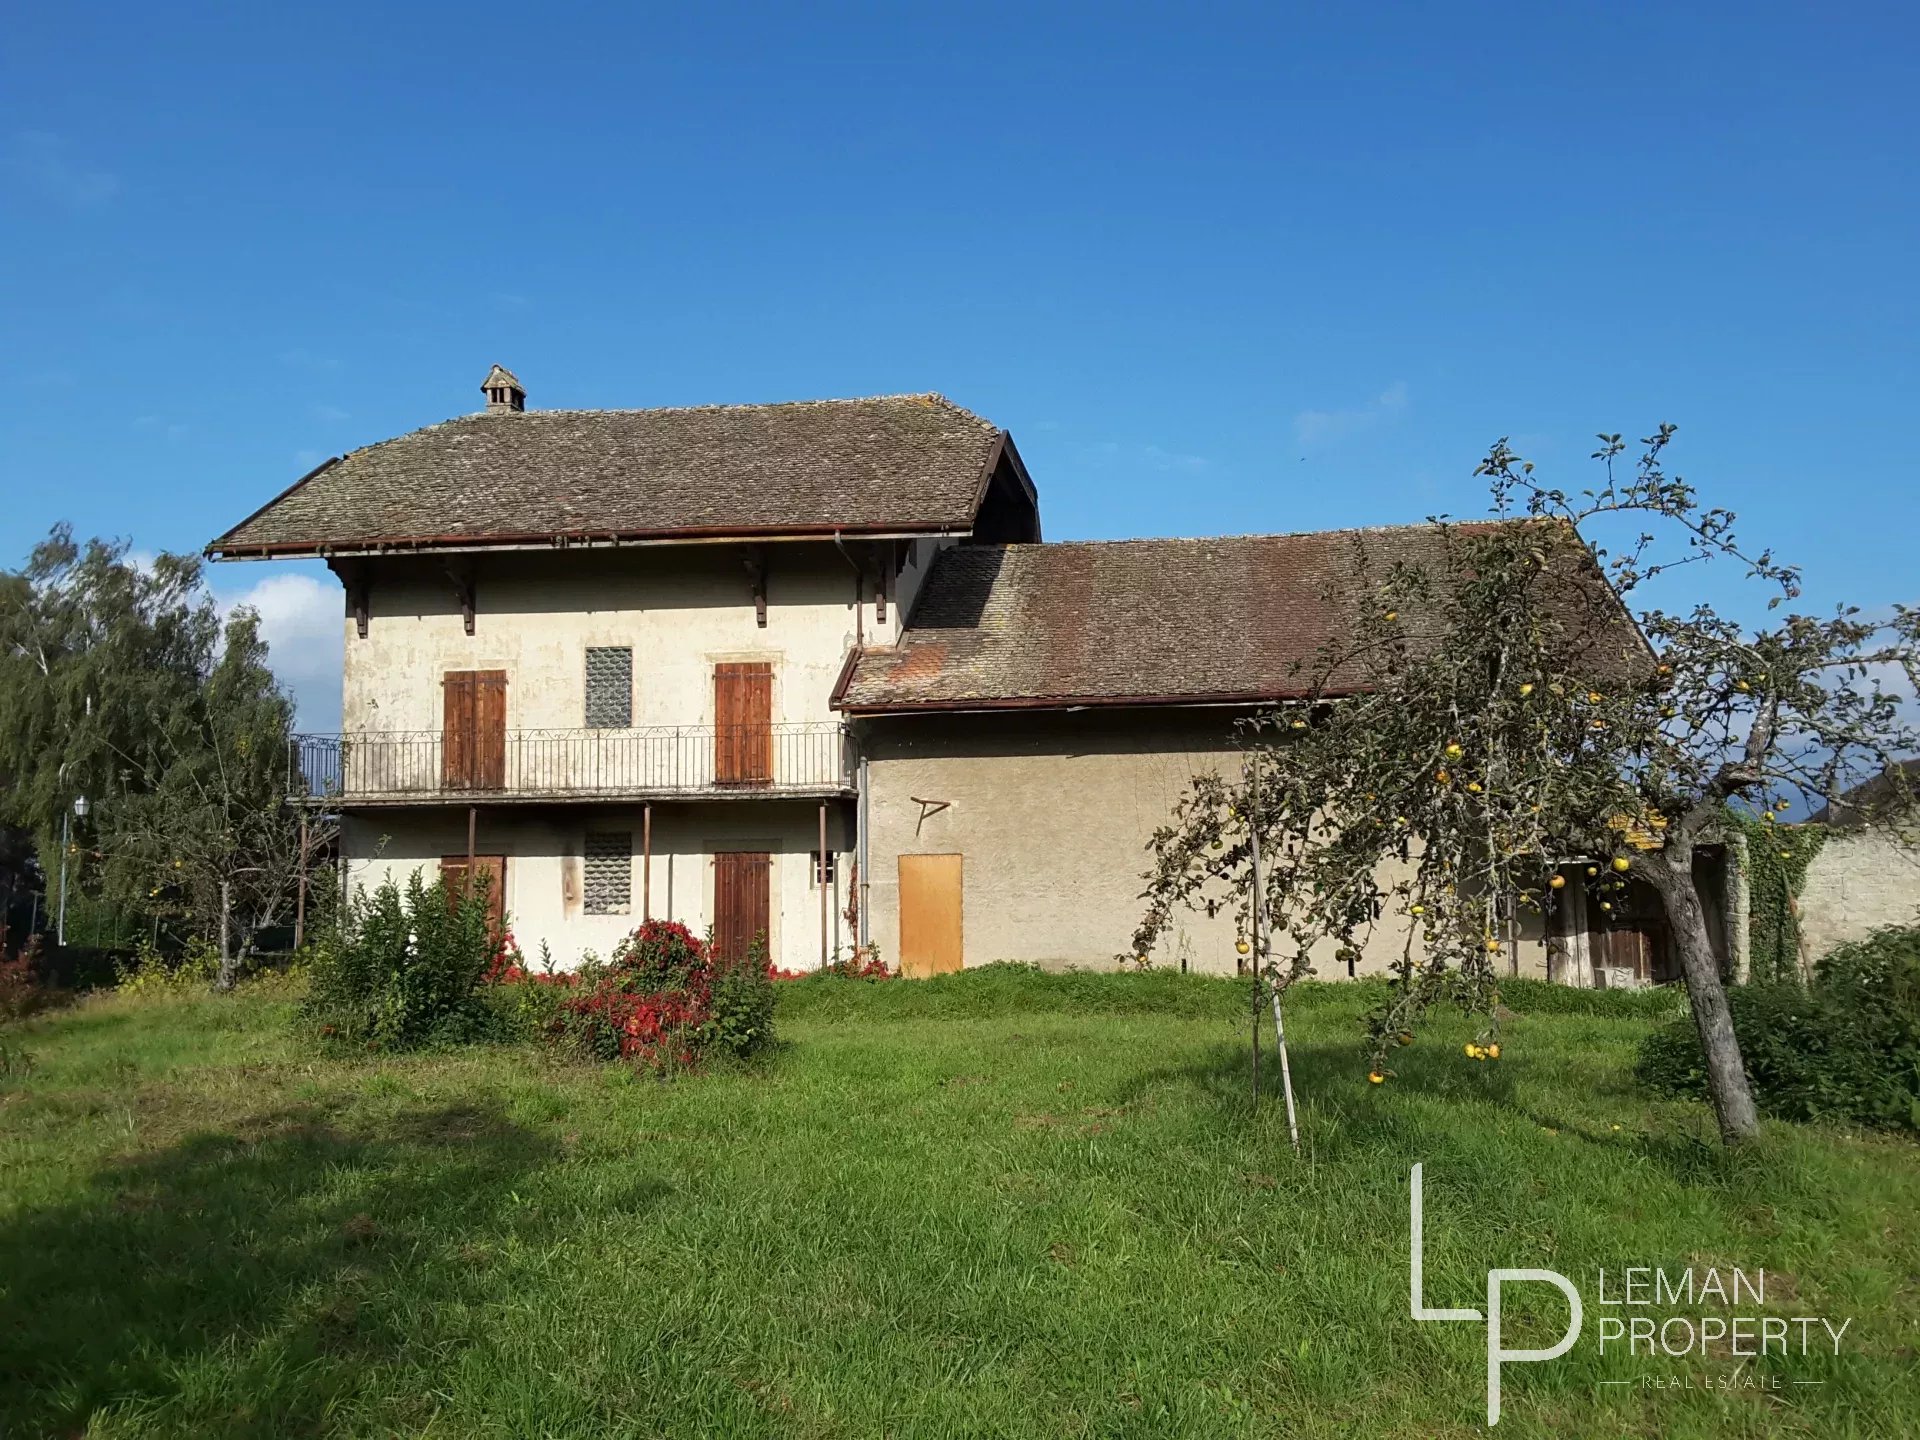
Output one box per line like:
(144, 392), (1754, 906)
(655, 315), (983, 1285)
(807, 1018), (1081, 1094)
(0, 526), (331, 983)
(1134, 428), (1918, 1147)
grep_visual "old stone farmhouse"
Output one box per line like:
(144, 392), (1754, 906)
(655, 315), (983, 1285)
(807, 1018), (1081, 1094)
(208, 368), (1731, 985)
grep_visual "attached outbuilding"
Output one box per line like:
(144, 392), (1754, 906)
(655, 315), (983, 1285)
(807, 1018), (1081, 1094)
(837, 530), (1721, 983)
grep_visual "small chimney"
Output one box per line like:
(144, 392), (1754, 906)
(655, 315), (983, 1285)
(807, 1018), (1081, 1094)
(481, 363), (526, 414)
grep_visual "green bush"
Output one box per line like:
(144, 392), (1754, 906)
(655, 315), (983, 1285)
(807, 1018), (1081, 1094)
(705, 937), (776, 1060)
(1637, 926), (1920, 1132)
(302, 870), (504, 1051)
(114, 939), (219, 998)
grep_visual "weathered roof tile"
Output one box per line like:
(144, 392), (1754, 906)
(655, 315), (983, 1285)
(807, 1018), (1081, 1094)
(208, 393), (1003, 556)
(839, 524), (1644, 710)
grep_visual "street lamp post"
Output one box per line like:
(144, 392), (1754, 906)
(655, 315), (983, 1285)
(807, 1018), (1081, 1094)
(55, 795), (89, 948)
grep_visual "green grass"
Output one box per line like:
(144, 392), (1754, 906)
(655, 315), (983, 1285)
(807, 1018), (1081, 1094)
(1, 967), (1915, 1438)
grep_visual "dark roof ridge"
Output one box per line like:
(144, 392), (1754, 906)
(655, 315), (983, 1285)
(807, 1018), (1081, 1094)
(453, 390), (989, 423)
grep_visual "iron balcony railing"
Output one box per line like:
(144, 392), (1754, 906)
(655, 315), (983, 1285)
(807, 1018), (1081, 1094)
(289, 723), (856, 804)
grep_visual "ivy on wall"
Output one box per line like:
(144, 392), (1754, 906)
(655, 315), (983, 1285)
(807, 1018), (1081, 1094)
(1726, 808), (1827, 985)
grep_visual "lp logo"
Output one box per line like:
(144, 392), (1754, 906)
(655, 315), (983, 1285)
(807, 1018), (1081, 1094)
(1409, 1163), (1583, 1426)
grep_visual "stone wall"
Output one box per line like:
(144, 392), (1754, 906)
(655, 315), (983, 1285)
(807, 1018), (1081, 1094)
(1796, 826), (1920, 965)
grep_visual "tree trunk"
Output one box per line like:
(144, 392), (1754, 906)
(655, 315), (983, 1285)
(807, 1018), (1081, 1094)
(1645, 848), (1760, 1146)
(216, 877), (238, 992)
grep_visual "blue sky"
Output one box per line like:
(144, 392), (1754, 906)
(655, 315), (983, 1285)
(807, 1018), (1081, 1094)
(3, 3), (1916, 730)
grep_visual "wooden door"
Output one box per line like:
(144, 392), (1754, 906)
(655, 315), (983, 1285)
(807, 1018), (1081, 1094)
(1594, 877), (1672, 983)
(714, 662), (773, 787)
(442, 670), (507, 790)
(441, 854), (507, 938)
(714, 851), (771, 964)
(898, 854), (963, 978)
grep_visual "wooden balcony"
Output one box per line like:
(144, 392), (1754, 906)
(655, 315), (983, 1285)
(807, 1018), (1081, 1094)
(289, 723), (856, 807)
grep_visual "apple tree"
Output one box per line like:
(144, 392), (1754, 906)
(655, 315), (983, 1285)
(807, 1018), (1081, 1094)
(1132, 428), (1917, 1147)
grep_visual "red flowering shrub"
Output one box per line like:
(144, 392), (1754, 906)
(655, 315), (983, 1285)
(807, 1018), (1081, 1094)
(833, 951), (894, 981)
(483, 931), (524, 985)
(545, 920), (774, 1071)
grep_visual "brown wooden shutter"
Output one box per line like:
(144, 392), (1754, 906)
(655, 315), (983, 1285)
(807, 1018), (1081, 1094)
(442, 669), (507, 791)
(474, 670), (507, 790)
(442, 671), (476, 789)
(714, 662), (772, 787)
(713, 851), (771, 964)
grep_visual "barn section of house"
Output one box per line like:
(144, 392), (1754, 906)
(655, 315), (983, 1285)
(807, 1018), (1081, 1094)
(838, 535), (1738, 984)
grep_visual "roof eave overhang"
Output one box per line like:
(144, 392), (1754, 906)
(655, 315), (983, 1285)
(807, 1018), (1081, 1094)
(205, 520), (975, 563)
(836, 688), (1363, 717)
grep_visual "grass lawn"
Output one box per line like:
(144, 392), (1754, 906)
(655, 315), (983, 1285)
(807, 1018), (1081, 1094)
(2, 968), (1916, 1439)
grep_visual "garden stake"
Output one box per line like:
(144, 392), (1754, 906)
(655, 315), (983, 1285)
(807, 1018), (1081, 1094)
(1247, 755), (1261, 1108)
(1248, 752), (1301, 1152)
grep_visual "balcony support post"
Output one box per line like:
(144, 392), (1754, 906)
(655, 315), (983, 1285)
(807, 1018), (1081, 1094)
(642, 803), (653, 920)
(819, 801), (829, 969)
(467, 805), (477, 869)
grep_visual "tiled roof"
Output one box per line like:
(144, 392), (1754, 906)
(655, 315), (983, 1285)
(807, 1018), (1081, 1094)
(1810, 758), (1920, 826)
(207, 393), (1005, 556)
(837, 524), (1646, 711)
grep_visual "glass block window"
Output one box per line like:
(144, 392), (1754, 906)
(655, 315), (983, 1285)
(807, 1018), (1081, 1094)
(584, 646), (633, 728)
(584, 832), (632, 915)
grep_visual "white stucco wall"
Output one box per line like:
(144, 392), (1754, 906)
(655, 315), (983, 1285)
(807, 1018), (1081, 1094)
(342, 801), (853, 971)
(325, 540), (905, 969)
(342, 542), (919, 734)
(861, 711), (1560, 981)
(1797, 825), (1920, 964)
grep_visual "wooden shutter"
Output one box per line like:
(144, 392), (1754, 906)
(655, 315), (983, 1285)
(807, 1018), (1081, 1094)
(713, 851), (771, 964)
(474, 671), (507, 789)
(442, 669), (507, 791)
(898, 854), (963, 978)
(714, 662), (773, 786)
(442, 671), (474, 789)
(441, 854), (507, 938)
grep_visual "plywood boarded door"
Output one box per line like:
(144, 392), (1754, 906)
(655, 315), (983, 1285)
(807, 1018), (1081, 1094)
(714, 851), (771, 964)
(442, 670), (507, 790)
(898, 854), (963, 978)
(714, 662), (772, 787)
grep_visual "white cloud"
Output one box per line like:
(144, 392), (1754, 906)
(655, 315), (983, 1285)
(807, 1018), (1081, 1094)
(1294, 381), (1409, 449)
(214, 570), (343, 733)
(4, 131), (118, 208)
